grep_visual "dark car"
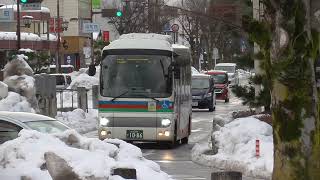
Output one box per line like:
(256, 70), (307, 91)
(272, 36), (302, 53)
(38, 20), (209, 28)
(191, 74), (216, 111)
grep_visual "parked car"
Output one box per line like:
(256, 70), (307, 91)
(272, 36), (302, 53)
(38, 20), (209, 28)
(205, 70), (230, 103)
(51, 74), (72, 89)
(40, 65), (74, 74)
(191, 74), (216, 111)
(214, 63), (239, 87)
(0, 111), (70, 144)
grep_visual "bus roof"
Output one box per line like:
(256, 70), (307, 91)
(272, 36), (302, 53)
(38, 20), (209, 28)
(103, 39), (172, 51)
(103, 33), (173, 52)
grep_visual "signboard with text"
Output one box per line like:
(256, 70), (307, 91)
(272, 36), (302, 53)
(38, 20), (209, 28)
(92, 0), (101, 9)
(82, 23), (100, 33)
(49, 17), (63, 33)
(0, 8), (14, 22)
(21, 3), (41, 10)
(103, 31), (110, 42)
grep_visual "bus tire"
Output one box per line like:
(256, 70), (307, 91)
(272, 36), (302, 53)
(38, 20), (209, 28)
(182, 116), (191, 144)
(168, 123), (178, 148)
(181, 136), (189, 144)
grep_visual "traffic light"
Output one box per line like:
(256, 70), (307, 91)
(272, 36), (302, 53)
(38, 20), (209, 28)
(20, 0), (43, 4)
(116, 10), (123, 17)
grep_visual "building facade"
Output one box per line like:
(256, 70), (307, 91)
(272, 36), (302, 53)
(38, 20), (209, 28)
(0, 3), (56, 69)
(42, 0), (92, 69)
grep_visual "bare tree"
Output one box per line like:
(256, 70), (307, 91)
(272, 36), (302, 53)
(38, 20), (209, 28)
(178, 0), (243, 70)
(108, 0), (176, 35)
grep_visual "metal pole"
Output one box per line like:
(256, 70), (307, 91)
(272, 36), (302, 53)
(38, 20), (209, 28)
(199, 55), (201, 72)
(56, 0), (61, 73)
(16, 0), (21, 50)
(90, 0), (94, 65)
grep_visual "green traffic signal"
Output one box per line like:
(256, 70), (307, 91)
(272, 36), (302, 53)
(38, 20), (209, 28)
(20, 0), (28, 3)
(116, 10), (123, 17)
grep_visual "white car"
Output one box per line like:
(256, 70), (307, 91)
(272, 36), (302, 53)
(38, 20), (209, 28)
(214, 63), (239, 87)
(0, 111), (70, 144)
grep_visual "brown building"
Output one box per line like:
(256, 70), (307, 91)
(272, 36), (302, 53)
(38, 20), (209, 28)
(0, 4), (57, 69)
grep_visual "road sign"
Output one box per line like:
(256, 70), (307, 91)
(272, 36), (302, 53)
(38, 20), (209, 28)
(21, 3), (41, 10)
(171, 24), (179, 32)
(0, 8), (14, 22)
(82, 23), (100, 33)
(213, 48), (219, 59)
(103, 31), (110, 42)
(163, 23), (171, 32)
(49, 17), (63, 33)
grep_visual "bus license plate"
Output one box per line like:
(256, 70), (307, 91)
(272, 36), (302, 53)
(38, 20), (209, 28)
(126, 130), (143, 139)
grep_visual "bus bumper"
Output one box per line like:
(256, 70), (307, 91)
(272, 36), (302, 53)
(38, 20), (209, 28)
(99, 127), (174, 142)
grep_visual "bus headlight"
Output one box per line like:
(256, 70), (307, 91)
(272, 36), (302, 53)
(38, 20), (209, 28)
(161, 119), (171, 127)
(100, 117), (110, 126)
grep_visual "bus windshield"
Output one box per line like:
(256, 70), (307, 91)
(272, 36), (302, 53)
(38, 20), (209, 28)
(101, 54), (172, 98)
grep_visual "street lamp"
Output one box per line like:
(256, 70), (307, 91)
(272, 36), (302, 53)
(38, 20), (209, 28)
(61, 20), (69, 31)
(22, 15), (33, 28)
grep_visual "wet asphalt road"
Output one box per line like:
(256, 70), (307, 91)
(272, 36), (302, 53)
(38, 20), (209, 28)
(137, 94), (250, 180)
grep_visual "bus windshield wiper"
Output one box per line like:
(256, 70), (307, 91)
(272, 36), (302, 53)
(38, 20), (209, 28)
(137, 94), (160, 102)
(111, 90), (130, 101)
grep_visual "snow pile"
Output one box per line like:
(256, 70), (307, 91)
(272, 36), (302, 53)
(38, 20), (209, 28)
(0, 92), (35, 112)
(68, 73), (99, 90)
(19, 48), (34, 53)
(56, 109), (98, 134)
(237, 69), (251, 80)
(0, 130), (171, 180)
(40, 34), (57, 41)
(0, 81), (8, 99)
(2, 54), (38, 111)
(192, 117), (273, 179)
(0, 32), (42, 41)
(191, 66), (200, 75)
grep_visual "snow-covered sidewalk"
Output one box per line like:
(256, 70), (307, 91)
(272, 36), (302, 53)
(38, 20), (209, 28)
(0, 130), (172, 180)
(192, 116), (273, 179)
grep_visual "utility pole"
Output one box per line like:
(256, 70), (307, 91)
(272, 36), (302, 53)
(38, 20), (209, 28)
(56, 0), (61, 73)
(253, 0), (263, 112)
(90, 0), (94, 65)
(16, 0), (21, 50)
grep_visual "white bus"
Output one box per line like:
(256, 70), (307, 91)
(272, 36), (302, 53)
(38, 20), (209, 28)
(97, 34), (192, 147)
